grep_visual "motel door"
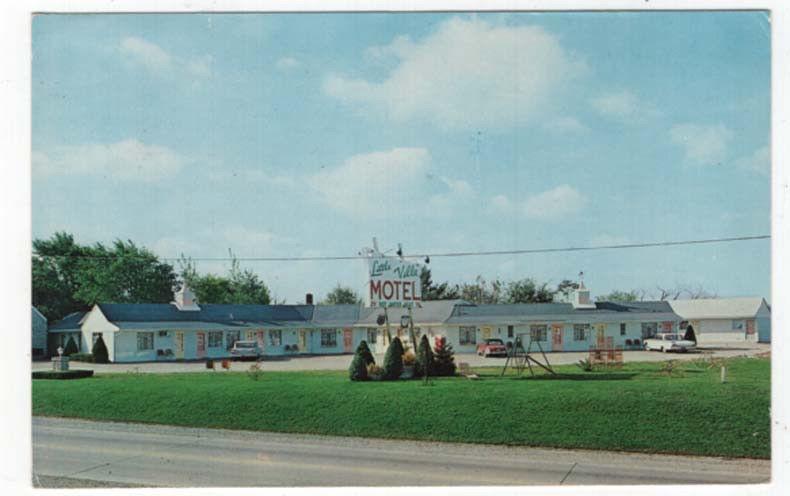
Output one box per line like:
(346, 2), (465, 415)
(196, 332), (206, 358)
(175, 332), (184, 359)
(746, 320), (756, 336)
(256, 331), (265, 351)
(551, 324), (563, 351)
(298, 330), (307, 353)
(343, 329), (353, 353)
(596, 325), (606, 348)
(482, 327), (492, 340)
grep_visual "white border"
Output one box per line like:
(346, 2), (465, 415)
(1, 1), (787, 496)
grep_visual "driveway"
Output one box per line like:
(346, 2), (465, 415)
(32, 342), (769, 374)
(33, 417), (770, 487)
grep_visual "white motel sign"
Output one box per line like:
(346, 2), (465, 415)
(367, 255), (422, 307)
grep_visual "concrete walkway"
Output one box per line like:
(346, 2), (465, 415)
(33, 417), (770, 487)
(32, 343), (769, 374)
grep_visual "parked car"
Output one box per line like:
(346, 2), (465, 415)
(230, 340), (263, 360)
(643, 333), (696, 353)
(476, 338), (508, 357)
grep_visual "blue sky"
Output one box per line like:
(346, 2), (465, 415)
(31, 12), (771, 303)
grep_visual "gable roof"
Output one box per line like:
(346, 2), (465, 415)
(356, 300), (466, 326)
(668, 298), (768, 320)
(48, 311), (87, 331)
(312, 305), (361, 326)
(32, 306), (47, 323)
(97, 303), (314, 327)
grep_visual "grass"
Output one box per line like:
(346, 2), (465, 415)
(32, 356), (770, 459)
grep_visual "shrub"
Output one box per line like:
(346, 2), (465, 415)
(433, 337), (456, 376)
(349, 349), (369, 382)
(402, 351), (416, 366)
(366, 363), (384, 381)
(63, 336), (78, 356)
(205, 359), (215, 370)
(356, 340), (375, 366)
(92, 335), (109, 364)
(414, 334), (434, 378)
(33, 370), (93, 380)
(247, 362), (264, 381)
(382, 337), (404, 380)
(683, 325), (697, 343)
(576, 358), (594, 372)
(69, 352), (94, 363)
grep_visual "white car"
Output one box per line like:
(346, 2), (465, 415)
(644, 333), (696, 353)
(230, 340), (263, 360)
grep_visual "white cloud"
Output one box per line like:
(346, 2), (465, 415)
(33, 139), (187, 182)
(590, 90), (661, 123)
(119, 36), (213, 79)
(669, 123), (733, 166)
(323, 17), (586, 130)
(427, 176), (475, 216)
(523, 184), (586, 220)
(276, 57), (301, 70)
(543, 116), (589, 134)
(488, 185), (586, 221)
(735, 145), (770, 176)
(308, 148), (431, 217)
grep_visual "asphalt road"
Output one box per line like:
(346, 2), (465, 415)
(32, 417), (770, 487)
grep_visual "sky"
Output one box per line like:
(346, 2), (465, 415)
(31, 11), (772, 303)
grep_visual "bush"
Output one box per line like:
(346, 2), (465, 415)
(206, 359), (215, 370)
(576, 358), (594, 372)
(247, 362), (263, 381)
(414, 334), (434, 378)
(356, 340), (375, 366)
(366, 363), (384, 381)
(382, 337), (404, 380)
(683, 325), (697, 343)
(92, 335), (109, 364)
(349, 349), (369, 382)
(402, 350), (416, 366)
(433, 337), (456, 376)
(63, 336), (78, 356)
(69, 352), (94, 363)
(33, 370), (93, 380)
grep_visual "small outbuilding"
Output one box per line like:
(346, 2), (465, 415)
(668, 298), (771, 344)
(32, 306), (47, 357)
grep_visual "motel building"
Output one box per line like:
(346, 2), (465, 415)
(43, 281), (773, 363)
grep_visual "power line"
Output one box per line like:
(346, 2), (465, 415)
(33, 234), (770, 262)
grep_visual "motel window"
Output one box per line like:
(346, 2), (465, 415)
(732, 320), (745, 331)
(92, 332), (102, 345)
(158, 330), (169, 338)
(573, 324), (589, 341)
(208, 331), (223, 348)
(507, 325), (514, 338)
(270, 330), (282, 346)
(367, 328), (378, 344)
(459, 326), (476, 345)
(529, 325), (548, 342)
(137, 332), (154, 351)
(321, 329), (337, 347)
(620, 323), (627, 336)
(226, 331), (241, 350)
(641, 323), (657, 339)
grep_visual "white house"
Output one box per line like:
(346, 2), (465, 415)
(668, 298), (771, 344)
(32, 306), (48, 357)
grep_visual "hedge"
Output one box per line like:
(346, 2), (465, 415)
(33, 370), (94, 380)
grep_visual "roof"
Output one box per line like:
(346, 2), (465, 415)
(446, 301), (680, 325)
(668, 298), (768, 320)
(97, 303), (314, 327)
(312, 305), (361, 326)
(32, 306), (47, 323)
(356, 300), (465, 326)
(113, 321), (255, 330)
(48, 311), (86, 331)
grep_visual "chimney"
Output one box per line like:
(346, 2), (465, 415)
(305, 293), (314, 305)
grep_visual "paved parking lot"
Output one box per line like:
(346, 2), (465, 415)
(32, 342), (769, 374)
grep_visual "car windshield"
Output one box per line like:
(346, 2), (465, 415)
(487, 339), (504, 345)
(235, 342), (256, 348)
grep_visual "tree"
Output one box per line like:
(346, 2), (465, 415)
(555, 279), (580, 303)
(382, 337), (404, 380)
(32, 232), (89, 320)
(322, 284), (362, 305)
(505, 278), (555, 303)
(63, 336), (78, 356)
(433, 336), (456, 376)
(420, 267), (460, 300)
(414, 334), (434, 378)
(179, 253), (271, 305)
(597, 289), (642, 303)
(356, 340), (375, 366)
(683, 325), (697, 343)
(348, 343), (369, 381)
(459, 276), (504, 304)
(92, 335), (109, 363)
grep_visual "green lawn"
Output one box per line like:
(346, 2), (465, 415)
(32, 357), (770, 458)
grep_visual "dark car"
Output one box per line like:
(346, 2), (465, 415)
(476, 338), (508, 357)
